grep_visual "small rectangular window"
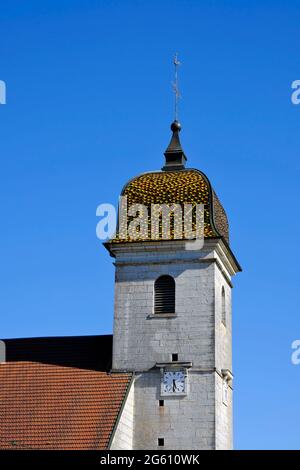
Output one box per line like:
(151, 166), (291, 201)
(172, 353), (178, 362)
(221, 286), (226, 326)
(158, 438), (164, 447)
(222, 379), (228, 406)
(159, 400), (164, 407)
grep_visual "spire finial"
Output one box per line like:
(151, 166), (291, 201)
(162, 54), (187, 171)
(172, 53), (181, 122)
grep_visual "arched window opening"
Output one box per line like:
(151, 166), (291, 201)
(154, 275), (175, 315)
(221, 286), (226, 326)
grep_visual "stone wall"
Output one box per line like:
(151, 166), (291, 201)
(112, 242), (216, 372)
(133, 370), (215, 450)
(110, 239), (238, 450)
(110, 380), (134, 450)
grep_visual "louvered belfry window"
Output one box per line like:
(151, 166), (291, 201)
(154, 275), (175, 314)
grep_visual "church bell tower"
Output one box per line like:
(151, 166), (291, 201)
(105, 120), (241, 450)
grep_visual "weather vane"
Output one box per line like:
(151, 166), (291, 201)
(172, 53), (181, 121)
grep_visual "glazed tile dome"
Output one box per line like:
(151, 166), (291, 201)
(113, 121), (229, 245)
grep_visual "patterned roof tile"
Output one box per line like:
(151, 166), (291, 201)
(113, 169), (229, 244)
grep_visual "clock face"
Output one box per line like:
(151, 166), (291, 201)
(162, 370), (186, 394)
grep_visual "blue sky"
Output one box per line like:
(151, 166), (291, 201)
(1, 0), (300, 449)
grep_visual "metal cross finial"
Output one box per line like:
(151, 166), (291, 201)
(172, 53), (181, 121)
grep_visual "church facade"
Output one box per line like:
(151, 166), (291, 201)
(0, 121), (240, 450)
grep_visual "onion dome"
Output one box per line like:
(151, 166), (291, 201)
(112, 121), (229, 245)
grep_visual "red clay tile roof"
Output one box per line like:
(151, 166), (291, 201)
(0, 361), (132, 450)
